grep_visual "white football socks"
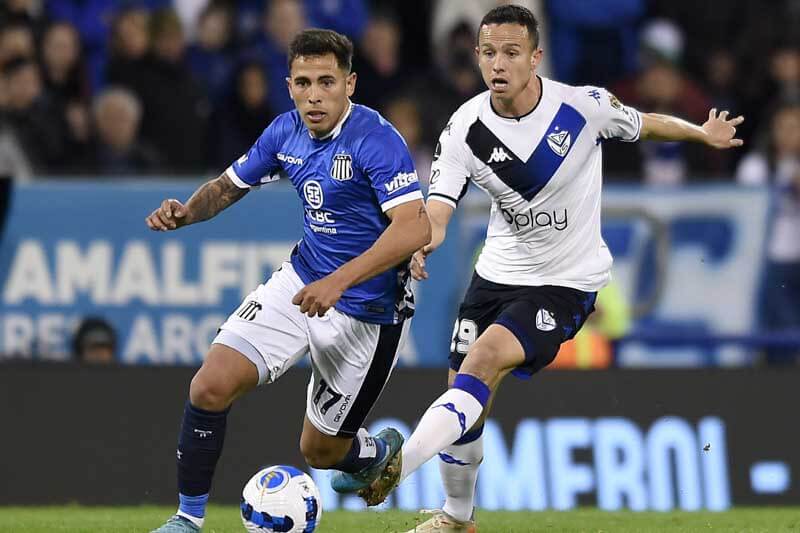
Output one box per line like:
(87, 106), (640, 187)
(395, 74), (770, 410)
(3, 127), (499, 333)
(400, 374), (490, 482)
(440, 432), (483, 523)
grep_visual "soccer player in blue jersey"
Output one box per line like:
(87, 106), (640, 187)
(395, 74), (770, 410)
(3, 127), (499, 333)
(145, 29), (431, 532)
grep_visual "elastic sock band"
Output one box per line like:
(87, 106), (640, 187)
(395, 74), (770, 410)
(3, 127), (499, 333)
(452, 374), (490, 406)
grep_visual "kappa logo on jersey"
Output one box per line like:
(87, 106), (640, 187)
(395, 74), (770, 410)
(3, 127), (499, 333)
(303, 180), (324, 208)
(385, 171), (419, 194)
(535, 308), (557, 331)
(487, 147), (513, 164)
(277, 152), (304, 166)
(238, 300), (262, 321)
(330, 153), (353, 181)
(547, 128), (571, 157)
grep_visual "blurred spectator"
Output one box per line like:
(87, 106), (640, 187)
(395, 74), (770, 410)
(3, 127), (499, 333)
(47, 0), (171, 91)
(41, 21), (92, 169)
(546, 0), (644, 86)
(737, 104), (800, 363)
(110, 8), (210, 173)
(383, 96), (432, 184)
(142, 8), (210, 172)
(41, 21), (89, 105)
(105, 6), (151, 86)
(703, 48), (743, 175)
(212, 62), (274, 169)
(2, 56), (68, 172)
(608, 19), (713, 184)
(303, 0), (368, 41)
(72, 317), (117, 364)
(431, 0), (549, 76)
(186, 2), (235, 105)
(414, 22), (484, 147)
(91, 87), (159, 175)
(0, 0), (43, 32)
(248, 0), (308, 113)
(0, 21), (35, 66)
(354, 11), (404, 111)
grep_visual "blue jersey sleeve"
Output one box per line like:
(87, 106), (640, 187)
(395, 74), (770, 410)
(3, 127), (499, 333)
(226, 115), (287, 188)
(358, 123), (423, 212)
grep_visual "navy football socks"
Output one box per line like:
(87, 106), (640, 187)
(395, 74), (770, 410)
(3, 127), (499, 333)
(331, 428), (388, 473)
(176, 401), (229, 522)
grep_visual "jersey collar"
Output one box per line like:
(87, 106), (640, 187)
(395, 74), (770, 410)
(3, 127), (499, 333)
(311, 100), (353, 141)
(489, 76), (543, 122)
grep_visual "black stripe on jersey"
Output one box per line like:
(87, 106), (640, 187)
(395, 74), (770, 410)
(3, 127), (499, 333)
(337, 322), (404, 437)
(465, 103), (586, 201)
(466, 118), (538, 200)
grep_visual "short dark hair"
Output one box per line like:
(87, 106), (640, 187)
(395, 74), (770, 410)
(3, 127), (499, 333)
(479, 5), (540, 49)
(287, 28), (353, 72)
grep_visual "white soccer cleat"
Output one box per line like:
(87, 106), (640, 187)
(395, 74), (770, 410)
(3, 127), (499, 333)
(403, 509), (477, 533)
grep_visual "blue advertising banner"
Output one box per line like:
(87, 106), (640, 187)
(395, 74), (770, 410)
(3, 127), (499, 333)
(0, 181), (462, 366)
(0, 182), (771, 367)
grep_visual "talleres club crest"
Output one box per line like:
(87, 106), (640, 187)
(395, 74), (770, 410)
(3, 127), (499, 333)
(331, 153), (353, 181)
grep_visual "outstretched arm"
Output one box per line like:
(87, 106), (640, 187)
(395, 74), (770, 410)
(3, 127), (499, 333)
(145, 172), (249, 231)
(640, 108), (744, 149)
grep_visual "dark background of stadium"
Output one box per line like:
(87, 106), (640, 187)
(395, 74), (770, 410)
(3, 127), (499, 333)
(1, 365), (797, 506)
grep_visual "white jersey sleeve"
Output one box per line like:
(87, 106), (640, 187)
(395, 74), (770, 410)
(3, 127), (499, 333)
(590, 87), (642, 143)
(427, 115), (473, 209)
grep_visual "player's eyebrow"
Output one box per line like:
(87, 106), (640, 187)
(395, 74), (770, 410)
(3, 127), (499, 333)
(317, 75), (337, 83)
(293, 75), (311, 84)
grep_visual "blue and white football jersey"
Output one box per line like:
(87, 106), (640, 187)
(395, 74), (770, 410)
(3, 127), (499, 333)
(226, 103), (423, 324)
(428, 77), (642, 291)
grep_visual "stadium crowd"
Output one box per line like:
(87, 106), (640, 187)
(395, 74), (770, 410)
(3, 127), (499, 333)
(0, 0), (797, 181)
(0, 0), (798, 364)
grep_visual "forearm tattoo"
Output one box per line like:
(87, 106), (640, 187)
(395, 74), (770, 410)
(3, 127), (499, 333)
(185, 174), (248, 224)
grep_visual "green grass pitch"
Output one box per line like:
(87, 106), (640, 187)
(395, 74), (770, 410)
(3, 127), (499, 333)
(0, 506), (798, 532)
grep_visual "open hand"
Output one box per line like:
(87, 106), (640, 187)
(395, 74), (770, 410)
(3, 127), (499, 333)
(292, 275), (347, 317)
(410, 243), (436, 281)
(703, 108), (744, 149)
(146, 199), (188, 231)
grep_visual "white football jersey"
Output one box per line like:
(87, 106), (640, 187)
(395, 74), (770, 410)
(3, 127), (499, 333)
(428, 76), (642, 291)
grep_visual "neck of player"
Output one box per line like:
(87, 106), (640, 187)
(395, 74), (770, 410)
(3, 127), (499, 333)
(491, 74), (541, 119)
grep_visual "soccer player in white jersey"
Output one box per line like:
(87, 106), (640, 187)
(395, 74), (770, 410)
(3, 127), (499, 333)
(145, 29), (430, 532)
(335, 6), (744, 531)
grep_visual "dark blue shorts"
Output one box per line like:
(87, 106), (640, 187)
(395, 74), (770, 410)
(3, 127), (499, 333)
(449, 272), (597, 378)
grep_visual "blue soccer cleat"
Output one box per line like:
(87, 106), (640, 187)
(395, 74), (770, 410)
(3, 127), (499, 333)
(150, 514), (201, 533)
(330, 427), (403, 495)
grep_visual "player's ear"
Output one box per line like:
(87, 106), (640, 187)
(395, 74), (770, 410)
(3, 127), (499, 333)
(531, 48), (543, 72)
(285, 76), (292, 97)
(345, 71), (356, 97)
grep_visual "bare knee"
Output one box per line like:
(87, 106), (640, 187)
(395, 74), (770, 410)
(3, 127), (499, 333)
(189, 371), (237, 411)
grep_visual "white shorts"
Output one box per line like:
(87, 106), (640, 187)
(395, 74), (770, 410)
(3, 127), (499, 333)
(213, 262), (409, 437)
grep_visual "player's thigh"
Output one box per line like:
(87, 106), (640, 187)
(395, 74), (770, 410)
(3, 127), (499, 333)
(460, 324), (525, 388)
(305, 313), (409, 438)
(489, 286), (597, 377)
(214, 262), (310, 386)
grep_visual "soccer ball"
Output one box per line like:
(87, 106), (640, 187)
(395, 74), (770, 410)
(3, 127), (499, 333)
(240, 465), (322, 533)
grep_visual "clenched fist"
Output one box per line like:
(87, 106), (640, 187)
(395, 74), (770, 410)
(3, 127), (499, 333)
(146, 199), (189, 231)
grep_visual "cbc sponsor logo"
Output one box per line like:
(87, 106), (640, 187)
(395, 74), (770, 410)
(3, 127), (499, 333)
(303, 180), (324, 209)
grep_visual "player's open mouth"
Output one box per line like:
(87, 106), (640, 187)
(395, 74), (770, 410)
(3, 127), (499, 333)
(307, 111), (327, 123)
(491, 78), (509, 90)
